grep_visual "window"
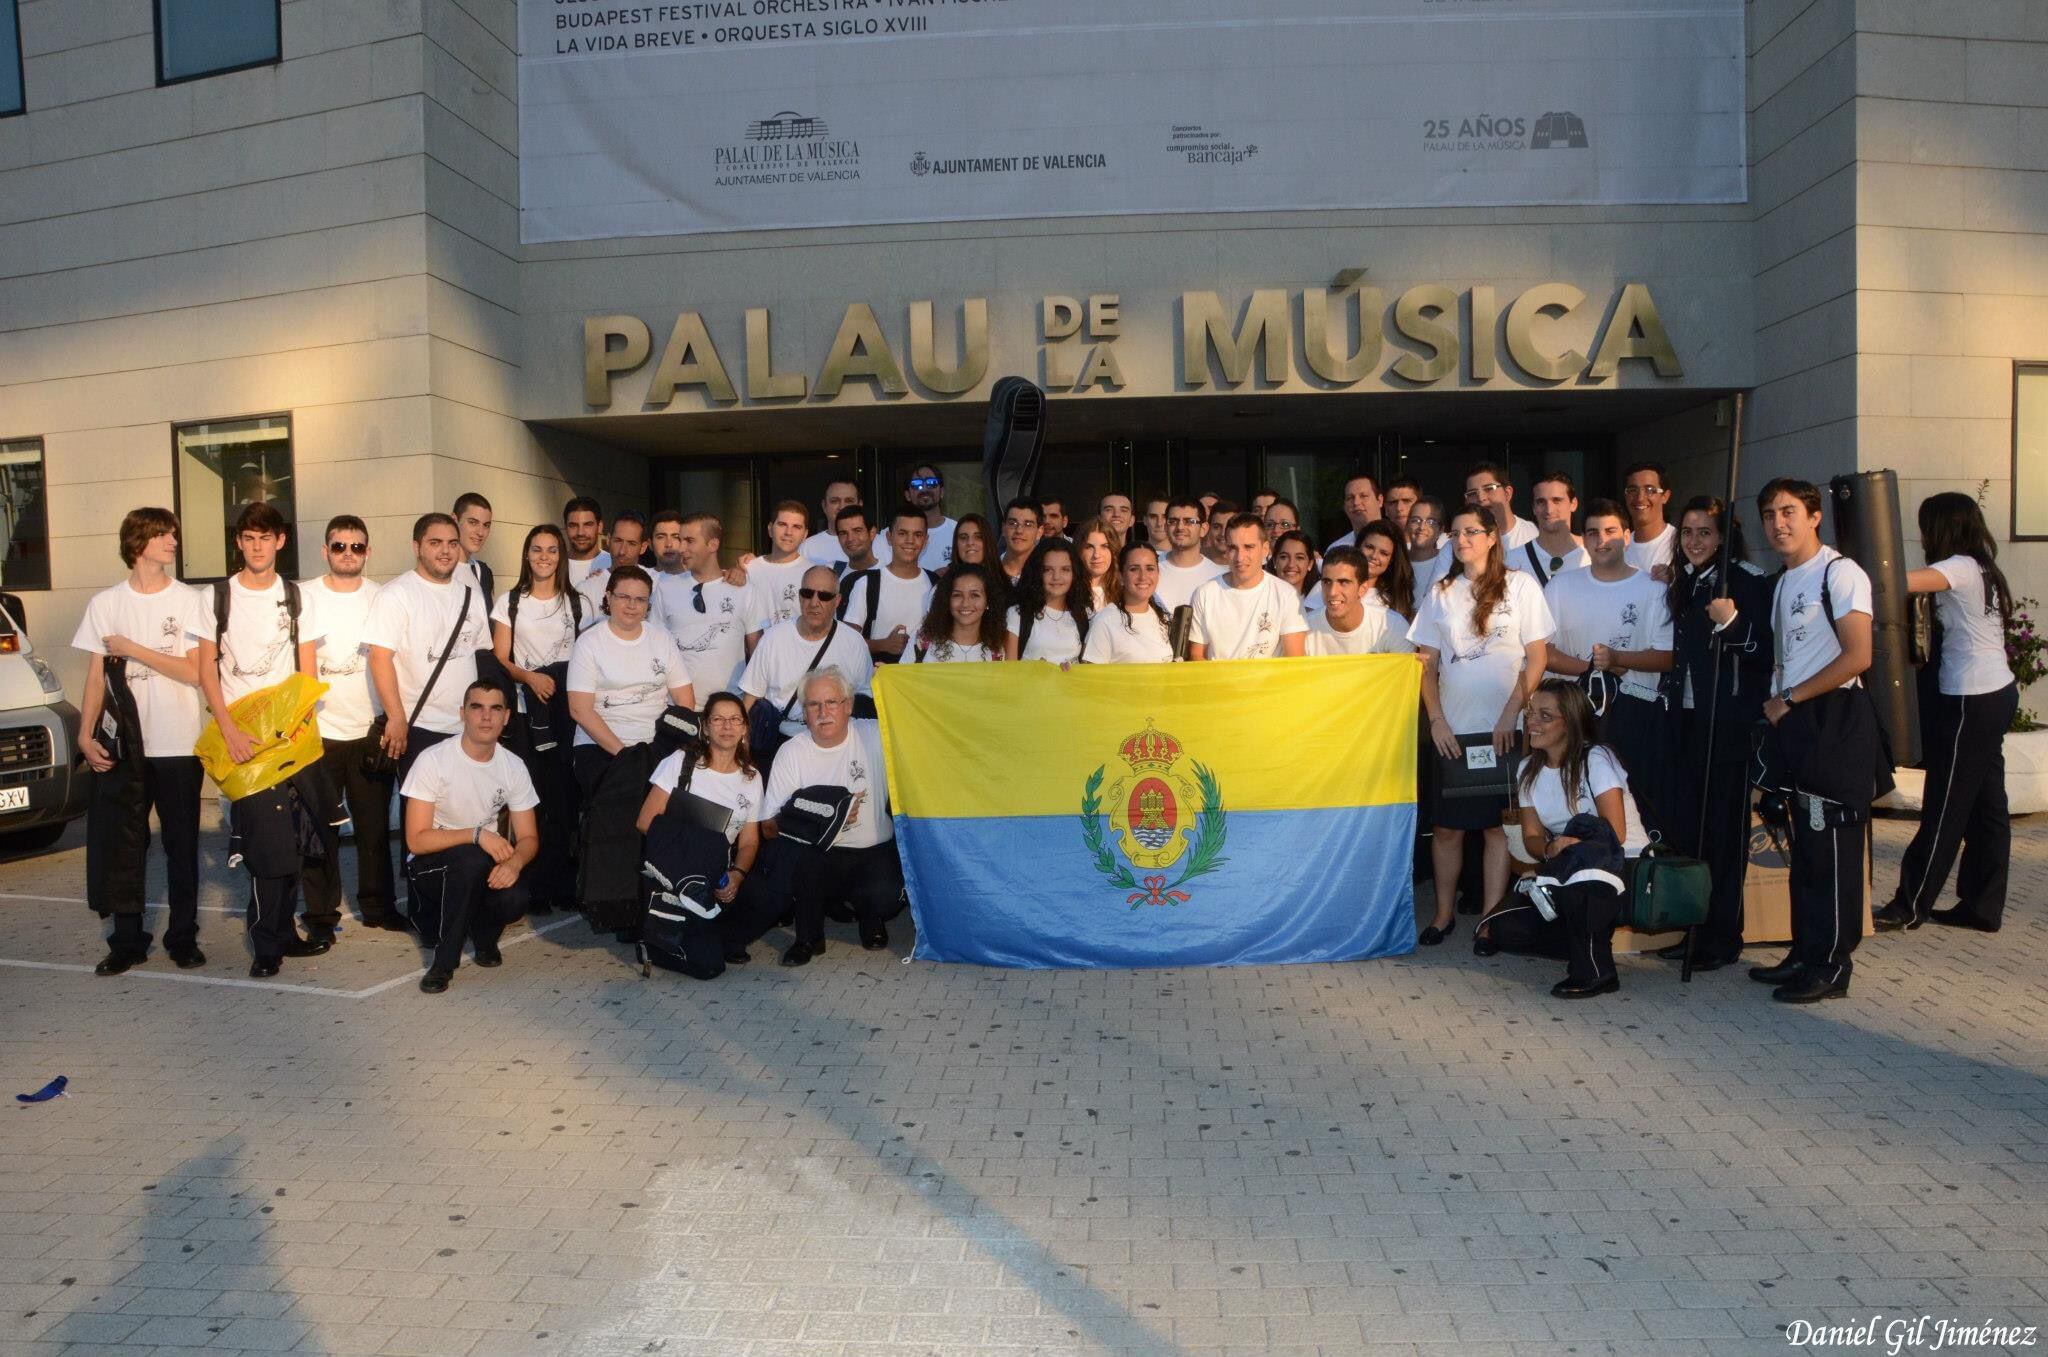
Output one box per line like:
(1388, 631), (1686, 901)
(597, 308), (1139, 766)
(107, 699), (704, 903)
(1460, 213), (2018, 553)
(0, 438), (49, 591)
(154, 0), (279, 86)
(2017, 363), (2048, 541)
(1, 1), (23, 118)
(173, 415), (296, 580)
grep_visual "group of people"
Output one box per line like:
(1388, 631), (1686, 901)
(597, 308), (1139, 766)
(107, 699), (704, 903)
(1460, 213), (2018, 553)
(69, 456), (2020, 1001)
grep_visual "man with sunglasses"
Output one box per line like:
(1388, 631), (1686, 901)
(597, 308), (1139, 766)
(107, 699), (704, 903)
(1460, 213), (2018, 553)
(740, 565), (874, 742)
(301, 516), (406, 936)
(1508, 471), (1590, 585)
(905, 464), (956, 569)
(653, 512), (750, 693)
(1622, 462), (1678, 580)
(1464, 463), (1538, 556)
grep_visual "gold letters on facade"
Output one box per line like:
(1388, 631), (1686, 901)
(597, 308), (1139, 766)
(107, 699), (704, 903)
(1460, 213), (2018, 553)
(582, 284), (1684, 408)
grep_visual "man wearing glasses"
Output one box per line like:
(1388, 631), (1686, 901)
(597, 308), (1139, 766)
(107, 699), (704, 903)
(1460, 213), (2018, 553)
(739, 565), (874, 742)
(998, 497), (1044, 585)
(1463, 463), (1539, 555)
(1154, 495), (1227, 610)
(1405, 494), (1453, 594)
(302, 516), (407, 936)
(905, 464), (956, 570)
(1622, 462), (1678, 580)
(1507, 471), (1590, 586)
(653, 512), (750, 693)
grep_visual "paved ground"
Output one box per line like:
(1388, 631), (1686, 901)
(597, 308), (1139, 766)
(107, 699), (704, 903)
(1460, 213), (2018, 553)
(2, 811), (2046, 1357)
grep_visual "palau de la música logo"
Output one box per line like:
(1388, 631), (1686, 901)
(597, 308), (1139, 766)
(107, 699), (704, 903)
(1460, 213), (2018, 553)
(1081, 721), (1229, 908)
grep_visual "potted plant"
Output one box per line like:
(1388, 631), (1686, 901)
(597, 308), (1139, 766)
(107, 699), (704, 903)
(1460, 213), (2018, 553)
(2006, 597), (2047, 816)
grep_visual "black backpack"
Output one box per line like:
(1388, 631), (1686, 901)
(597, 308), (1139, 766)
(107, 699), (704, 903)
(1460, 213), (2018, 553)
(212, 578), (304, 675)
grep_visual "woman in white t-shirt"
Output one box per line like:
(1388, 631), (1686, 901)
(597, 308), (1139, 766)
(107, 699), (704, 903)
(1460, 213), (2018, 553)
(1406, 507), (1556, 946)
(1004, 540), (1089, 666)
(1081, 541), (1175, 664)
(1074, 517), (1121, 614)
(1359, 521), (1418, 640)
(637, 692), (770, 967)
(1271, 530), (1322, 614)
(1885, 493), (2021, 931)
(1473, 679), (1644, 998)
(910, 563), (1004, 663)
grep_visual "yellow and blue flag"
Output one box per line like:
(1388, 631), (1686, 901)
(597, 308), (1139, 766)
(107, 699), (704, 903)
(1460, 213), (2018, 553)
(873, 656), (1420, 969)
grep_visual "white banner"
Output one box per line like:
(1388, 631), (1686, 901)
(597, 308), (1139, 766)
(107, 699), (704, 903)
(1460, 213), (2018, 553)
(518, 0), (1746, 244)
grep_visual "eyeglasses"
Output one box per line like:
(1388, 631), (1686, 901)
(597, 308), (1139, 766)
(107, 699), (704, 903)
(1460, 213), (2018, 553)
(1003, 518), (1038, 532)
(1166, 515), (1201, 528)
(1463, 483), (1505, 500)
(1623, 485), (1666, 498)
(1410, 515), (1442, 529)
(1451, 527), (1495, 541)
(327, 542), (367, 555)
(908, 476), (942, 491)
(799, 588), (837, 602)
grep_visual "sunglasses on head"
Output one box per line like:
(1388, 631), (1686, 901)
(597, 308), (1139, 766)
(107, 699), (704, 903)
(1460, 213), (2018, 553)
(799, 587), (837, 602)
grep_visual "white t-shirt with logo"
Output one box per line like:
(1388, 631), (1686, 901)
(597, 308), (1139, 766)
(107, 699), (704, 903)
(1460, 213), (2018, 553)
(490, 588), (587, 673)
(1154, 556), (1227, 612)
(919, 517), (957, 571)
(1306, 604), (1414, 656)
(742, 555), (814, 632)
(910, 638), (997, 664)
(649, 756), (763, 846)
(362, 571), (491, 736)
(1081, 607), (1174, 664)
(1773, 546), (1872, 693)
(565, 551), (612, 591)
(302, 576), (381, 741)
(566, 623), (690, 748)
(1524, 745), (1649, 856)
(739, 620), (875, 736)
(1930, 556), (2016, 697)
(841, 567), (934, 653)
(399, 738), (539, 840)
(1189, 574), (1309, 660)
(653, 573), (750, 695)
(1542, 567), (1673, 705)
(189, 576), (327, 706)
(803, 529), (892, 571)
(71, 578), (206, 757)
(1506, 539), (1591, 583)
(1407, 570), (1557, 733)
(1005, 606), (1083, 664)
(1625, 523), (1677, 576)
(761, 720), (892, 851)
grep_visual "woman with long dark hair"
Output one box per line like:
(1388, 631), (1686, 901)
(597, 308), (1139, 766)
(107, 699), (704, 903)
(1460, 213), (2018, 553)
(1081, 541), (1174, 664)
(1270, 530), (1322, 613)
(1359, 520), (1417, 625)
(488, 524), (590, 913)
(1877, 493), (2019, 932)
(1407, 507), (1554, 945)
(910, 563), (1005, 663)
(636, 691), (772, 970)
(950, 513), (995, 569)
(1658, 495), (1774, 968)
(1004, 539), (1090, 666)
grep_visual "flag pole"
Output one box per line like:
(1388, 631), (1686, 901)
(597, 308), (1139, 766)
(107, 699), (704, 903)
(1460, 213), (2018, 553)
(1686, 390), (1743, 981)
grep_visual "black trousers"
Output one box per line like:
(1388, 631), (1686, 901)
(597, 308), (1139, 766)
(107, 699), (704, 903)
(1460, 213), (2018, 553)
(512, 742), (578, 912)
(1889, 684), (2017, 926)
(1787, 801), (1865, 981)
(1667, 711), (1753, 961)
(1481, 877), (1623, 984)
(302, 734), (398, 928)
(406, 844), (532, 974)
(749, 838), (905, 949)
(95, 756), (203, 955)
(1601, 691), (1675, 838)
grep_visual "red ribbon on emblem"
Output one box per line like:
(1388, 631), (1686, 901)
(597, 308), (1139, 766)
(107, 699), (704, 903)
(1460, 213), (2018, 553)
(1126, 874), (1191, 908)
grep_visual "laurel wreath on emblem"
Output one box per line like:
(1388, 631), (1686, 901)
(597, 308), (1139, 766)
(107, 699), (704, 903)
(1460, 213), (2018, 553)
(1081, 761), (1229, 908)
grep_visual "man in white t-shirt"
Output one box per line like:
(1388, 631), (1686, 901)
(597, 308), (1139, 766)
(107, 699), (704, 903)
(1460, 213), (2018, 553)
(1541, 499), (1675, 831)
(365, 511), (493, 790)
(737, 501), (815, 640)
(1383, 478), (1421, 536)
(562, 496), (611, 591)
(1323, 473), (1385, 555)
(1098, 492), (1135, 544)
(1465, 462), (1539, 556)
(801, 479), (873, 569)
(1155, 496), (1226, 611)
(399, 678), (540, 993)
(1041, 497), (1069, 542)
(1306, 547), (1414, 656)
(577, 511), (649, 619)
(1188, 514), (1309, 661)
(840, 506), (934, 664)
(906, 463), (957, 570)
(759, 667), (901, 965)
(654, 511), (751, 694)
(1751, 477), (1877, 1004)
(1511, 471), (1590, 585)
(1406, 495), (1453, 596)
(648, 508), (688, 578)
(1143, 496), (1170, 551)
(72, 506), (208, 975)
(998, 497), (1043, 585)
(191, 501), (335, 977)
(452, 492), (495, 607)
(1622, 462), (1678, 579)
(740, 566), (874, 741)
(831, 505), (882, 582)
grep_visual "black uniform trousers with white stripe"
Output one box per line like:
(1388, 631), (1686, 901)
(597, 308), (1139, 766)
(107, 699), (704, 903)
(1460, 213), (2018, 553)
(1786, 803), (1865, 981)
(1481, 879), (1623, 985)
(1887, 683), (2017, 928)
(406, 843), (532, 975)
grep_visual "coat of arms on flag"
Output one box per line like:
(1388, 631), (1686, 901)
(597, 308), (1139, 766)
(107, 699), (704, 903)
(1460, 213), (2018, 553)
(1081, 720), (1229, 908)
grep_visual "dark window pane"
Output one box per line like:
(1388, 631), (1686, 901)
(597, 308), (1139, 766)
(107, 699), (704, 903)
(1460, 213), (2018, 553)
(158, 0), (278, 83)
(2018, 365), (2048, 540)
(0, 439), (49, 591)
(0, 2), (22, 116)
(174, 415), (296, 580)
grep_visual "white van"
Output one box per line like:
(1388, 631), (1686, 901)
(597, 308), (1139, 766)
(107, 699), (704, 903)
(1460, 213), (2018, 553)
(0, 595), (93, 850)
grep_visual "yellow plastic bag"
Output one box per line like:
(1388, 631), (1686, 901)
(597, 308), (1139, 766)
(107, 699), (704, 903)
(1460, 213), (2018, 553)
(194, 672), (330, 801)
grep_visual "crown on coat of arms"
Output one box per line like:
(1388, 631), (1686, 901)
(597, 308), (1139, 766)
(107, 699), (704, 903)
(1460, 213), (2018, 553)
(1118, 721), (1182, 774)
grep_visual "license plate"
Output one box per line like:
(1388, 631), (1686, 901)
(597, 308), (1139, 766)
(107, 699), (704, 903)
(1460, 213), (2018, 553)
(0, 786), (29, 812)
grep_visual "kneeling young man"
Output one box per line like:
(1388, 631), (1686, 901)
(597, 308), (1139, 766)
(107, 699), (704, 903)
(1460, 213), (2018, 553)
(400, 679), (539, 993)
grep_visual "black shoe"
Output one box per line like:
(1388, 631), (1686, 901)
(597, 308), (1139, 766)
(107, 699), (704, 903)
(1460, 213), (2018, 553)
(1688, 951), (1743, 973)
(1551, 975), (1620, 999)
(779, 942), (815, 967)
(168, 948), (207, 970)
(860, 926), (889, 952)
(1872, 904), (1922, 934)
(1655, 940), (1691, 961)
(723, 946), (752, 965)
(1929, 907), (1999, 933)
(1418, 918), (1456, 946)
(472, 945), (503, 968)
(1773, 970), (1849, 1003)
(419, 969), (452, 994)
(281, 936), (331, 958)
(94, 949), (142, 977)
(250, 959), (281, 978)
(1472, 931), (1500, 958)
(1748, 955), (1803, 985)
